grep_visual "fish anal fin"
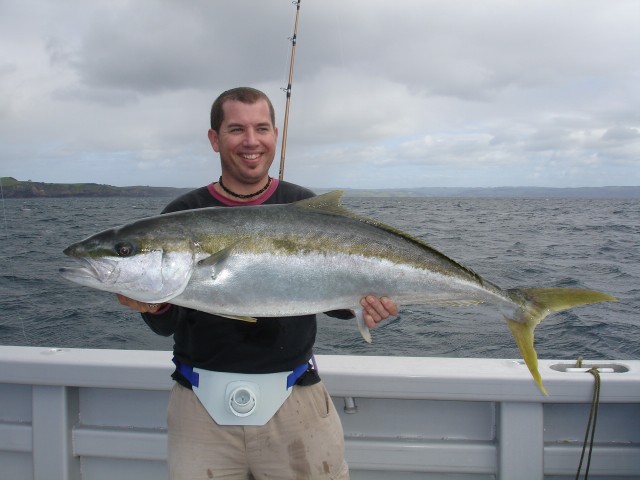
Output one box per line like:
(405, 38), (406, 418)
(214, 313), (258, 323)
(354, 308), (372, 344)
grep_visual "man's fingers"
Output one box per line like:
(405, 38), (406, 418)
(360, 295), (398, 328)
(116, 294), (160, 313)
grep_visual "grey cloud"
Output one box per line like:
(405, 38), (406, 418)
(602, 126), (640, 141)
(63, 1), (293, 94)
(51, 86), (139, 107)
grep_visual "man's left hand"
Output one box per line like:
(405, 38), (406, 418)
(360, 296), (398, 328)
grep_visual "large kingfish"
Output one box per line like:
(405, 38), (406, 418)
(60, 191), (616, 394)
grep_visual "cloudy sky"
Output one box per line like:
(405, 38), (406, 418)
(1, 0), (638, 189)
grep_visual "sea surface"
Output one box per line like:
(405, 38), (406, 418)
(1, 195), (638, 361)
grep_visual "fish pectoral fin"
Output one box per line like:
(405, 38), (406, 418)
(197, 245), (236, 268)
(214, 313), (258, 323)
(197, 244), (251, 282)
(353, 308), (372, 344)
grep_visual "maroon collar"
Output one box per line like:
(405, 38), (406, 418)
(207, 178), (280, 206)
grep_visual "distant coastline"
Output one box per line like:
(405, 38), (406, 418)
(2, 177), (639, 199)
(0, 177), (191, 199)
(318, 185), (640, 199)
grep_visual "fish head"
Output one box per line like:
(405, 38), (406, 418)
(59, 220), (195, 303)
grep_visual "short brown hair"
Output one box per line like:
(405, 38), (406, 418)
(210, 87), (276, 132)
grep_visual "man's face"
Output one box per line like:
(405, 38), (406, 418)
(209, 99), (278, 188)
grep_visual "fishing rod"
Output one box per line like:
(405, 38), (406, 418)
(278, 0), (301, 181)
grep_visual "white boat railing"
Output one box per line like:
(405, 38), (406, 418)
(1, 346), (638, 479)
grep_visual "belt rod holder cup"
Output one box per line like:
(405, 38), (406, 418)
(227, 382), (258, 417)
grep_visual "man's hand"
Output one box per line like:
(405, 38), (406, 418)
(116, 294), (166, 314)
(360, 296), (398, 328)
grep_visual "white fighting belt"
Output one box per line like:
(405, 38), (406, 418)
(191, 367), (301, 426)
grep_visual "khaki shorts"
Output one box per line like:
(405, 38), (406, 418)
(167, 381), (349, 479)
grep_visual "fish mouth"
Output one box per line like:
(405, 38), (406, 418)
(59, 265), (94, 278)
(59, 257), (112, 283)
(61, 244), (99, 282)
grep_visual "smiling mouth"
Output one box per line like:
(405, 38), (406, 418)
(241, 153), (261, 161)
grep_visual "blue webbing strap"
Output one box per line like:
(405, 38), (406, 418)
(172, 357), (200, 388)
(287, 362), (310, 389)
(173, 357), (308, 390)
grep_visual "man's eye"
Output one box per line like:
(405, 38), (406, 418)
(115, 242), (134, 257)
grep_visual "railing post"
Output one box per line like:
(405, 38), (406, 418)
(498, 402), (543, 480)
(32, 385), (80, 480)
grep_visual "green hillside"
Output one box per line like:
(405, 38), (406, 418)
(0, 177), (190, 198)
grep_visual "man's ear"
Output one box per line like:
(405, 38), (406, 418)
(208, 129), (220, 153)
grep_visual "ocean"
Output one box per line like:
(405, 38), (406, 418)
(1, 195), (638, 361)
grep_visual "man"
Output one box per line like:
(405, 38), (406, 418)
(118, 87), (397, 479)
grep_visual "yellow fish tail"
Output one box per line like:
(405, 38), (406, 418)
(506, 288), (617, 395)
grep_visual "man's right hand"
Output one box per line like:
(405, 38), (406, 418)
(117, 294), (166, 313)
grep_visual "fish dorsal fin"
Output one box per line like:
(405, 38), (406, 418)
(291, 190), (351, 215)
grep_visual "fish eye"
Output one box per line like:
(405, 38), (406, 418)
(114, 242), (135, 257)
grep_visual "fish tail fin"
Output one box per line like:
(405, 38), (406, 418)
(506, 288), (617, 396)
